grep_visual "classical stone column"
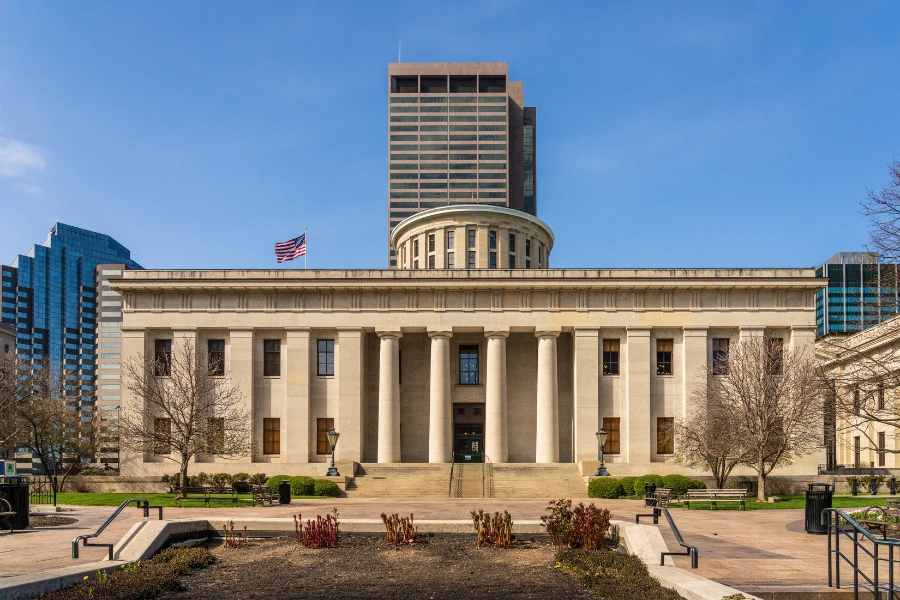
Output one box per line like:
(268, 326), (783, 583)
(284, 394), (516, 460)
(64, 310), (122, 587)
(536, 330), (560, 463)
(337, 328), (365, 463)
(485, 330), (509, 463)
(377, 331), (402, 463)
(284, 328), (310, 464)
(428, 331), (453, 463)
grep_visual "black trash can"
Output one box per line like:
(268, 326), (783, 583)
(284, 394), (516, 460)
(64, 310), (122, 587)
(644, 481), (657, 507)
(804, 483), (833, 535)
(0, 476), (30, 530)
(890, 476), (897, 496)
(278, 480), (291, 505)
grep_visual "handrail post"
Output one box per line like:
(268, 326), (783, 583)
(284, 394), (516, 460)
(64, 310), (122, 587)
(853, 529), (858, 600)
(827, 510), (833, 587)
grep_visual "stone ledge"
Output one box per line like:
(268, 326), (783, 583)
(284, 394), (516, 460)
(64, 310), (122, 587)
(0, 561), (127, 600)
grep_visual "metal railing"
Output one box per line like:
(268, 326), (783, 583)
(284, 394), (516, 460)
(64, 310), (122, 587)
(635, 506), (699, 568)
(72, 498), (163, 560)
(448, 454), (456, 498)
(484, 454), (495, 499)
(28, 477), (53, 505)
(824, 507), (900, 598)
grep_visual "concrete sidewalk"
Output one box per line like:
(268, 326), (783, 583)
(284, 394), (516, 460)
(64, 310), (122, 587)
(0, 499), (834, 595)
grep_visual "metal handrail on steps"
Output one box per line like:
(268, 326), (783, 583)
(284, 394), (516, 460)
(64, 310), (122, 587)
(824, 507), (900, 597)
(635, 506), (699, 568)
(448, 454), (456, 498)
(484, 454), (495, 498)
(72, 498), (163, 560)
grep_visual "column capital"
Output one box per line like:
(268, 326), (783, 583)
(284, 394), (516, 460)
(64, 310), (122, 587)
(376, 330), (403, 340)
(484, 330), (509, 339)
(535, 329), (561, 339)
(428, 330), (453, 339)
(740, 325), (766, 336)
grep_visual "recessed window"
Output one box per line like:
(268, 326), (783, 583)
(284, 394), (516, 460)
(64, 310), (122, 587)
(414, 259), (419, 269)
(525, 239), (531, 257)
(154, 418), (171, 454)
(457, 406), (465, 415)
(208, 339), (225, 376)
(206, 418), (224, 454)
(602, 417), (620, 454)
(877, 384), (885, 410)
(489, 230), (497, 250)
(509, 254), (516, 268)
(602, 340), (619, 375)
(414, 239), (420, 258)
(712, 338), (729, 375)
(489, 252), (497, 269)
(264, 340), (281, 377)
(317, 339), (334, 376)
(447, 230), (455, 250)
(429, 254), (435, 269)
(154, 339), (171, 377)
(317, 418), (335, 455)
(468, 229), (476, 249)
(447, 252), (455, 269)
(656, 339), (673, 376)
(468, 251), (476, 269)
(854, 436), (861, 466)
(765, 338), (784, 375)
(429, 233), (435, 253)
(508, 233), (516, 251)
(459, 345), (479, 385)
(879, 431), (886, 467)
(656, 417), (674, 454)
(264, 418), (280, 454)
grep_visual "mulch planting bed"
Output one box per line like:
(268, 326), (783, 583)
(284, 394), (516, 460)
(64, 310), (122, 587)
(28, 515), (78, 527)
(162, 535), (596, 600)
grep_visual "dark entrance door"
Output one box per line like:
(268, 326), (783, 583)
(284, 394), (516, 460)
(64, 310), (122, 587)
(454, 425), (483, 463)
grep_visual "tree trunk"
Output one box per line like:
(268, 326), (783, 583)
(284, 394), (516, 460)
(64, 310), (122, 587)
(179, 456), (190, 491)
(757, 457), (767, 502)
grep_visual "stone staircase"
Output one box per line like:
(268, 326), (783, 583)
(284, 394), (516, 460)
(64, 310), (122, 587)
(345, 463), (452, 497)
(345, 462), (588, 498)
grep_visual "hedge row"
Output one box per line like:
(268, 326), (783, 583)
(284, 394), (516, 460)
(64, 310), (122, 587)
(265, 475), (341, 498)
(588, 474), (705, 499)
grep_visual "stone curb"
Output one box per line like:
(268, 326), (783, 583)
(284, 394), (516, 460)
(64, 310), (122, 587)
(0, 561), (127, 600)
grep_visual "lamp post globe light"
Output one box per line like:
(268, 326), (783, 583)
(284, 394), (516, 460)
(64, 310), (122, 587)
(325, 428), (340, 477)
(595, 429), (609, 477)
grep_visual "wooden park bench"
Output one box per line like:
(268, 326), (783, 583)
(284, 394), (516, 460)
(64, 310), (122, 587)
(683, 489), (748, 510)
(173, 486), (238, 507)
(0, 498), (15, 533)
(251, 485), (275, 507)
(652, 488), (673, 508)
(856, 506), (900, 540)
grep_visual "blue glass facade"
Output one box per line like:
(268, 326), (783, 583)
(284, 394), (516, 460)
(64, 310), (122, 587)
(1, 224), (141, 405)
(815, 252), (898, 337)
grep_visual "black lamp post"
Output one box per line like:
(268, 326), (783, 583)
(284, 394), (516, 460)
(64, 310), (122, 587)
(595, 429), (609, 476)
(326, 428), (340, 477)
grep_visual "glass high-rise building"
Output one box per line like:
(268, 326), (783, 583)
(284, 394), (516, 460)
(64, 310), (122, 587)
(387, 62), (537, 266)
(815, 252), (899, 337)
(1, 223), (141, 409)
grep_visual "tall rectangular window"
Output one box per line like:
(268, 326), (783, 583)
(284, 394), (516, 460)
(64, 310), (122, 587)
(656, 417), (674, 454)
(154, 339), (171, 377)
(154, 418), (171, 454)
(468, 229), (476, 249)
(877, 384), (885, 410)
(317, 418), (335, 455)
(447, 252), (455, 269)
(317, 339), (335, 376)
(602, 417), (620, 454)
(414, 239), (420, 258)
(468, 251), (476, 269)
(264, 340), (281, 377)
(712, 338), (729, 375)
(428, 233), (435, 252)
(765, 337), (784, 375)
(508, 233), (516, 251)
(446, 230), (455, 250)
(602, 339), (619, 375)
(428, 254), (435, 269)
(206, 417), (224, 454)
(509, 254), (516, 268)
(525, 239), (531, 257)
(263, 418), (280, 454)
(656, 339), (673, 375)
(853, 388), (861, 415)
(854, 435), (861, 466)
(459, 345), (479, 385)
(489, 230), (497, 250)
(208, 339), (225, 376)
(879, 431), (886, 467)
(489, 252), (497, 269)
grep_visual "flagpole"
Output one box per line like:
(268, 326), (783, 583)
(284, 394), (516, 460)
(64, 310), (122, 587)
(305, 227), (308, 270)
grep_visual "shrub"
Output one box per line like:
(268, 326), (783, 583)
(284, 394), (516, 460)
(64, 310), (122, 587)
(248, 473), (268, 486)
(554, 548), (684, 600)
(617, 476), (638, 498)
(541, 499), (612, 550)
(290, 476), (316, 496)
(588, 477), (624, 499)
(661, 474), (705, 497)
(265, 475), (290, 494)
(294, 509), (340, 548)
(314, 479), (340, 497)
(210, 473), (231, 488)
(381, 512), (418, 545)
(632, 474), (664, 496)
(471, 509), (513, 548)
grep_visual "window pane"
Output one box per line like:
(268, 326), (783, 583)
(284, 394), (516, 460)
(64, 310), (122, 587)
(602, 418), (620, 454)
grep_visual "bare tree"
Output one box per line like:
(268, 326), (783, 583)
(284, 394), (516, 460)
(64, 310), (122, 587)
(0, 352), (27, 455)
(703, 337), (823, 501)
(862, 159), (900, 265)
(16, 360), (110, 505)
(120, 339), (252, 489)
(675, 378), (749, 489)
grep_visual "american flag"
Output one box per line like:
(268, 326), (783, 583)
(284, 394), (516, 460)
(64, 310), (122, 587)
(275, 233), (307, 263)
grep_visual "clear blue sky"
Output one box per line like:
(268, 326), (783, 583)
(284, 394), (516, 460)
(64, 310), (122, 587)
(1, 2), (898, 270)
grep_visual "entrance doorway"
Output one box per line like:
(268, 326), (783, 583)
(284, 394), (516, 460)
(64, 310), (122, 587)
(453, 404), (484, 463)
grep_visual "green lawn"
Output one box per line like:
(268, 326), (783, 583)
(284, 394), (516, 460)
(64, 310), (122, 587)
(665, 494), (898, 511)
(44, 492), (322, 507)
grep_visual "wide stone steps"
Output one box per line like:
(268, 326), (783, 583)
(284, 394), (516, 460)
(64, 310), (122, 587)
(345, 463), (588, 498)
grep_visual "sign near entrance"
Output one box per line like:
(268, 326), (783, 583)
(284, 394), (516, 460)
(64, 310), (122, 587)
(464, 455), (472, 461)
